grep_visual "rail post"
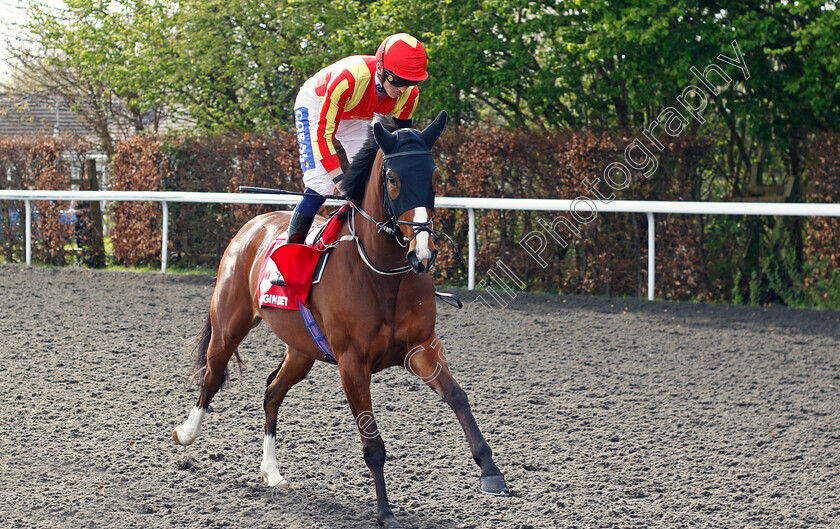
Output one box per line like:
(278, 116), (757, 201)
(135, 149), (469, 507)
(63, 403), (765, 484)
(646, 212), (655, 301)
(161, 201), (169, 273)
(25, 200), (32, 266)
(468, 208), (475, 290)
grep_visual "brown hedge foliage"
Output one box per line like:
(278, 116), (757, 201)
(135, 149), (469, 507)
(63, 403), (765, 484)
(225, 131), (301, 228)
(110, 135), (169, 265)
(0, 137), (30, 262)
(0, 135), (91, 265)
(109, 131), (302, 267)
(106, 128), (838, 306)
(31, 141), (72, 265)
(162, 134), (237, 265)
(167, 132), (301, 266)
(434, 127), (711, 299)
(803, 132), (840, 305)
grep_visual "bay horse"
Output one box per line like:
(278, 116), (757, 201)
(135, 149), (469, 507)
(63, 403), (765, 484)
(173, 111), (509, 528)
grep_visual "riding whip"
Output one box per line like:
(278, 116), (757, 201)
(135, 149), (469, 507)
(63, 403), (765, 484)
(238, 186), (348, 201)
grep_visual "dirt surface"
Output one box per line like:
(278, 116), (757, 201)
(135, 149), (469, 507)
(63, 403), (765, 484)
(1, 263), (838, 529)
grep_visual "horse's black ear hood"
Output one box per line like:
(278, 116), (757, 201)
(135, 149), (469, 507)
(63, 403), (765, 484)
(420, 110), (448, 148)
(373, 120), (398, 154)
(374, 111), (448, 154)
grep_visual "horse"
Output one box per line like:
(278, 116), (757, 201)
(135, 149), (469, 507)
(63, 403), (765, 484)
(172, 111), (509, 528)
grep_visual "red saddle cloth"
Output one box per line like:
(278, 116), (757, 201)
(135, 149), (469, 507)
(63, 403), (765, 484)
(257, 205), (349, 311)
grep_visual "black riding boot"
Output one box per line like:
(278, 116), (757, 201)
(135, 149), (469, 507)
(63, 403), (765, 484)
(285, 209), (314, 245)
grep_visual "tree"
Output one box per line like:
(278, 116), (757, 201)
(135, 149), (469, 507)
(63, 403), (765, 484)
(7, 0), (357, 135)
(3, 0), (173, 156)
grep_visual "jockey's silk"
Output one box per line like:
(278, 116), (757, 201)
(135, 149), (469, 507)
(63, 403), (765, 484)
(307, 55), (419, 173)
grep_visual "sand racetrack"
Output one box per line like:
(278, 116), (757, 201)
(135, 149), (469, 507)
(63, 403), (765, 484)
(0, 263), (838, 529)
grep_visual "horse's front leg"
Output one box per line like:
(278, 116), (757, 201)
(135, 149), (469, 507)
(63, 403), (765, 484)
(405, 335), (510, 496)
(338, 360), (403, 529)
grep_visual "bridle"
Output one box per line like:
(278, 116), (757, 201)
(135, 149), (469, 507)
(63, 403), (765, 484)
(341, 204), (413, 275)
(328, 150), (439, 276)
(380, 149), (438, 248)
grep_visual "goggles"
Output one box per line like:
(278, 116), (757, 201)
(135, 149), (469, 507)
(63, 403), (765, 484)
(383, 68), (418, 88)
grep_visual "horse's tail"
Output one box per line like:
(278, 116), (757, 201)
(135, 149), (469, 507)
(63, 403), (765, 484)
(188, 313), (213, 386)
(188, 312), (243, 390)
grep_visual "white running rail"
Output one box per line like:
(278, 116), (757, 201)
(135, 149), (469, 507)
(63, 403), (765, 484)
(2, 190), (839, 300)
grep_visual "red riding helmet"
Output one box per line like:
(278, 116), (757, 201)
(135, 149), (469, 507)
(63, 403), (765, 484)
(376, 33), (428, 84)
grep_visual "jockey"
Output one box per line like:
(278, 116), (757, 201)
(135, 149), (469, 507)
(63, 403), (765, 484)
(286, 33), (428, 245)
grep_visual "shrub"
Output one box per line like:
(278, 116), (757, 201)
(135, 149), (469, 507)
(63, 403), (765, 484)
(0, 135), (92, 265)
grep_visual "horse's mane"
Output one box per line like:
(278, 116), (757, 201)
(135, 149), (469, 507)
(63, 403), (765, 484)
(341, 116), (398, 204)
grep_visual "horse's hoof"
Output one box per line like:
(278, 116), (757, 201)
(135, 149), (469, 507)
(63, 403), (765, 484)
(480, 474), (510, 496)
(173, 429), (185, 446)
(260, 469), (290, 489)
(173, 428), (196, 446)
(378, 517), (404, 529)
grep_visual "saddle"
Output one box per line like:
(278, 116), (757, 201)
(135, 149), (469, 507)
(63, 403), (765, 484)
(258, 204), (349, 312)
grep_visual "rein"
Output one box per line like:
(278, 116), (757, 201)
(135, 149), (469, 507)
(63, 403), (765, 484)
(341, 203), (465, 277)
(351, 200), (402, 238)
(333, 148), (451, 276)
(339, 201), (466, 307)
(342, 204), (413, 275)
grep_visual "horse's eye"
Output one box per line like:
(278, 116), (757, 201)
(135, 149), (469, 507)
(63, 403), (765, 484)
(386, 171), (400, 199)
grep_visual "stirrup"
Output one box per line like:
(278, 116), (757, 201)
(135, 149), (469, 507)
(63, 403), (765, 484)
(269, 211), (314, 286)
(268, 270), (286, 287)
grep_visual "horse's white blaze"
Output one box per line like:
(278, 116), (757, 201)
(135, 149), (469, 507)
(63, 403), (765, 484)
(412, 207), (432, 261)
(260, 434), (290, 488)
(174, 406), (206, 446)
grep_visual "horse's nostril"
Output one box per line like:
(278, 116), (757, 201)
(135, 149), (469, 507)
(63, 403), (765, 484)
(407, 251), (420, 269)
(407, 251), (428, 273)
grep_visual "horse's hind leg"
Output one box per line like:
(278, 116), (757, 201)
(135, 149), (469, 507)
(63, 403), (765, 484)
(261, 346), (315, 487)
(174, 292), (256, 446)
(406, 334), (510, 496)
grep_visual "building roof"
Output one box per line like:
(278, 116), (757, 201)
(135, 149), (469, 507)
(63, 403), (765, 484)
(0, 92), (195, 142)
(0, 93), (94, 137)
